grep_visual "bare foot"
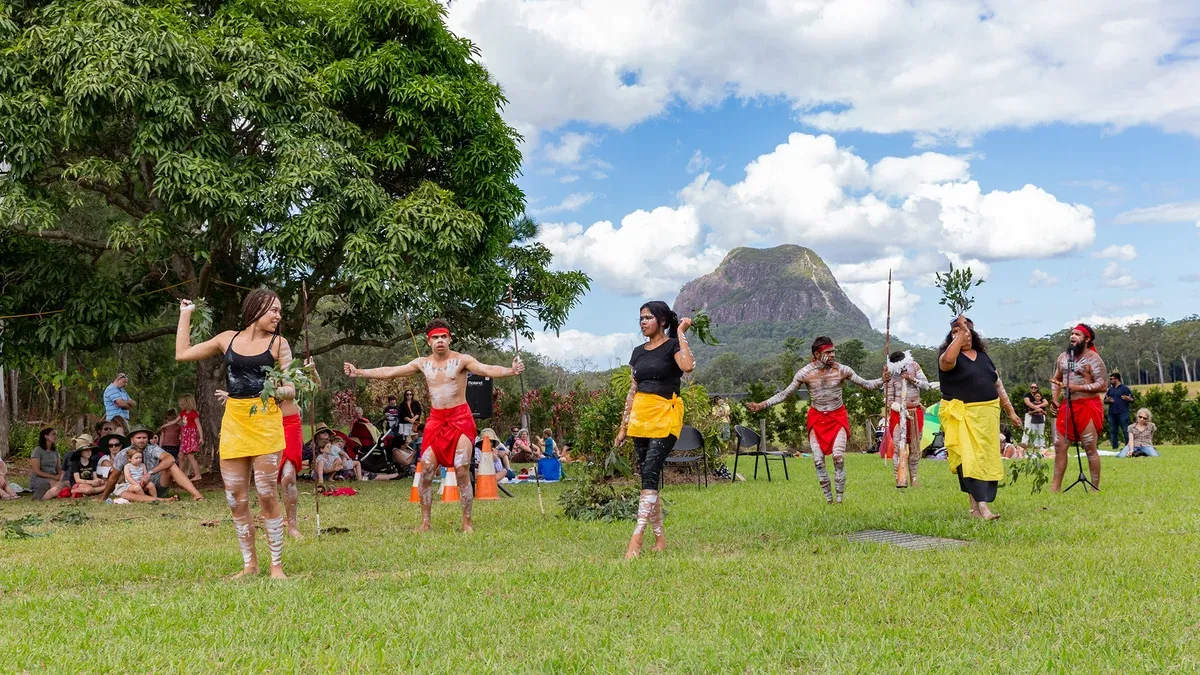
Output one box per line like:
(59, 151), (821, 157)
(287, 527), (304, 540)
(166, 495), (180, 502)
(228, 566), (258, 580)
(624, 547), (641, 560)
(969, 508), (981, 518)
(192, 494), (205, 501)
(413, 522), (432, 533)
(461, 523), (474, 534)
(983, 512), (1001, 521)
(652, 537), (667, 552)
(269, 565), (288, 580)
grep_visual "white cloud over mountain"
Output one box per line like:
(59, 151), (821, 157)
(521, 329), (643, 369)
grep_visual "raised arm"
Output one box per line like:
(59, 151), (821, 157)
(842, 364), (882, 391)
(463, 354), (525, 379)
(907, 365), (932, 390)
(752, 366), (808, 411)
(675, 318), (695, 373)
(175, 300), (228, 362)
(614, 379), (638, 446)
(939, 316), (969, 372)
(344, 358), (422, 380)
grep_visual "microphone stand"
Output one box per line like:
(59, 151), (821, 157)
(1062, 342), (1098, 494)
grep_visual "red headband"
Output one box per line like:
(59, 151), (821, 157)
(815, 343), (835, 354)
(427, 327), (450, 339)
(1074, 324), (1093, 341)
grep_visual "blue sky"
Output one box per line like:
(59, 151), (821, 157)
(447, 0), (1200, 367)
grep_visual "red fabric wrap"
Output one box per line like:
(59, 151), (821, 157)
(422, 403), (477, 468)
(1056, 396), (1104, 442)
(806, 406), (850, 456)
(279, 413), (303, 478)
(885, 408), (924, 458)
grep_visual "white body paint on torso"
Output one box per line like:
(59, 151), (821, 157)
(421, 355), (469, 409)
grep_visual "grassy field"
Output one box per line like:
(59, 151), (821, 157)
(1131, 381), (1200, 397)
(3, 449), (1199, 673)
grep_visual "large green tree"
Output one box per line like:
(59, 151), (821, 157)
(0, 0), (588, 444)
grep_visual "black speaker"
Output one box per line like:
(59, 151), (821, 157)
(465, 374), (493, 419)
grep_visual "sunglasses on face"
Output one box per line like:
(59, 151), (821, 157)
(108, 442), (121, 448)
(1138, 415), (1148, 420)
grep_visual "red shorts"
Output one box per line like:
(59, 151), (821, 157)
(806, 406), (850, 456)
(1056, 396), (1104, 443)
(421, 403), (477, 468)
(280, 413), (303, 478)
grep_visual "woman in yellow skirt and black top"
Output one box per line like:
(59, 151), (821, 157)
(937, 315), (1022, 520)
(615, 301), (695, 559)
(175, 290), (291, 579)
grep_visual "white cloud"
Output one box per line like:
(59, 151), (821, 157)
(1097, 297), (1161, 310)
(686, 149), (710, 174)
(1114, 201), (1200, 225)
(523, 329), (642, 369)
(559, 174), (581, 184)
(543, 132), (600, 166)
(869, 153), (971, 198)
(1102, 261), (1151, 290)
(841, 280), (921, 337)
(448, 0), (1200, 143)
(1029, 269), (1060, 287)
(1066, 180), (1122, 193)
(1093, 244), (1138, 260)
(999, 298), (1022, 306)
(537, 205), (727, 297)
(532, 192), (596, 215)
(1071, 314), (1152, 328)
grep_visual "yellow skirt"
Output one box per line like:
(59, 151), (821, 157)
(941, 398), (1003, 482)
(628, 392), (684, 439)
(219, 397), (284, 460)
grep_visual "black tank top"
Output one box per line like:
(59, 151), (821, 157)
(224, 332), (278, 399)
(938, 349), (998, 404)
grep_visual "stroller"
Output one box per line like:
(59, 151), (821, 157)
(357, 417), (410, 476)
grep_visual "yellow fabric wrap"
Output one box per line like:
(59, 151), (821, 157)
(219, 397), (284, 460)
(628, 392), (684, 439)
(941, 398), (1003, 482)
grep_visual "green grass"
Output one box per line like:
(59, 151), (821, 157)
(1132, 381), (1200, 397)
(3, 450), (1199, 673)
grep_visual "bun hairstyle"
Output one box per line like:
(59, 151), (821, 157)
(640, 301), (680, 339)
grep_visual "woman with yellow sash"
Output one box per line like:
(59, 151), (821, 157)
(176, 290), (292, 580)
(937, 315), (1022, 520)
(615, 301), (696, 559)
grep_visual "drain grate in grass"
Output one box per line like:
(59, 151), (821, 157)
(847, 529), (968, 551)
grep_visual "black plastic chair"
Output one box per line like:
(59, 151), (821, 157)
(732, 424), (790, 481)
(663, 425), (707, 490)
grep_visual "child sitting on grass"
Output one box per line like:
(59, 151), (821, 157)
(315, 439), (362, 482)
(0, 455), (18, 499)
(115, 450), (176, 502)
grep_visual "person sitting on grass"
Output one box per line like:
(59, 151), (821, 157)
(314, 439), (354, 482)
(0, 454), (18, 499)
(541, 428), (558, 459)
(97, 426), (205, 502)
(68, 436), (107, 498)
(115, 449), (177, 502)
(476, 428), (515, 481)
(1118, 408), (1160, 458)
(511, 429), (536, 462)
(30, 427), (69, 500)
(1001, 427), (1024, 459)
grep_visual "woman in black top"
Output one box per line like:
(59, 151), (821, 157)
(938, 316), (1021, 520)
(615, 301), (696, 559)
(176, 289), (293, 580)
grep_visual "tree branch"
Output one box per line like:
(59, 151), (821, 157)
(19, 228), (111, 252)
(115, 325), (175, 343)
(73, 178), (148, 219)
(307, 337), (395, 357)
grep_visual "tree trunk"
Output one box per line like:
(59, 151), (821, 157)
(0, 364), (9, 459)
(196, 358), (225, 472)
(1154, 349), (1166, 384)
(8, 368), (17, 420)
(58, 351), (68, 413)
(1182, 356), (1193, 383)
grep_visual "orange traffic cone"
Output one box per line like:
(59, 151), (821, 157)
(441, 467), (460, 502)
(475, 436), (499, 501)
(409, 468), (422, 503)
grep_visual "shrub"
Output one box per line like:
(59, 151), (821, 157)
(6, 422), (39, 459)
(558, 481), (646, 522)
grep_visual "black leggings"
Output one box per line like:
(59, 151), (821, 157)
(634, 436), (675, 490)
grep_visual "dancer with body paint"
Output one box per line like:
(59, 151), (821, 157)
(615, 301), (695, 559)
(1049, 323), (1108, 492)
(747, 337), (882, 504)
(176, 290), (291, 580)
(343, 319), (524, 533)
(884, 350), (932, 487)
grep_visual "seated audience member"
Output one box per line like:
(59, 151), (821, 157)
(303, 424), (333, 465)
(1000, 427), (1025, 459)
(68, 435), (107, 497)
(31, 427), (69, 500)
(97, 426), (205, 502)
(541, 429), (558, 459)
(504, 426), (520, 452)
(95, 432), (127, 479)
(159, 409), (182, 459)
(0, 454), (18, 499)
(511, 429), (536, 462)
(1118, 408), (1160, 458)
(113, 449), (175, 502)
(315, 439), (361, 481)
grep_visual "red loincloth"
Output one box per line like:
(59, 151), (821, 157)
(279, 413), (303, 478)
(422, 403), (477, 468)
(806, 406), (850, 456)
(1056, 396), (1104, 443)
(886, 408), (925, 458)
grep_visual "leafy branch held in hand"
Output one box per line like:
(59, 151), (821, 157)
(934, 263), (984, 316)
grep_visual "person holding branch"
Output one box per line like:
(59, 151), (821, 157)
(343, 319), (524, 533)
(937, 315), (1021, 520)
(615, 301), (696, 559)
(175, 290), (291, 580)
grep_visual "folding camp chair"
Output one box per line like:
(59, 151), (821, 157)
(732, 424), (790, 481)
(663, 425), (707, 490)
